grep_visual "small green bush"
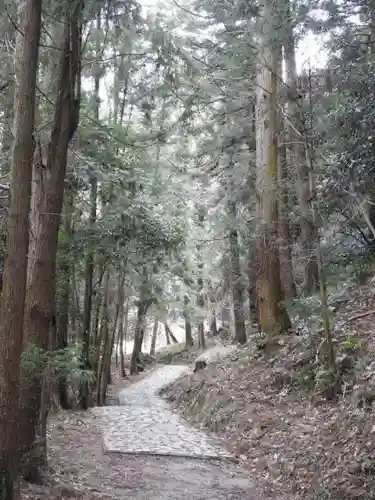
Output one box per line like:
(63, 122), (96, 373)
(21, 342), (95, 400)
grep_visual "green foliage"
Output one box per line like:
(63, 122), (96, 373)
(294, 360), (342, 397)
(290, 294), (328, 334)
(21, 343), (95, 392)
(21, 344), (49, 380)
(340, 333), (360, 354)
(295, 363), (317, 390)
(349, 250), (375, 284)
(52, 343), (95, 388)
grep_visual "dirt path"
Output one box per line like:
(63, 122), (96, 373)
(23, 365), (264, 500)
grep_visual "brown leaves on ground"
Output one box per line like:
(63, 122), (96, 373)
(21, 411), (116, 500)
(21, 367), (158, 500)
(161, 284), (375, 500)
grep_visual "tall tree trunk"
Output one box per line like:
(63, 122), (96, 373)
(277, 68), (297, 300)
(284, 1), (318, 293)
(150, 317), (159, 356)
(118, 298), (128, 377)
(227, 184), (247, 344)
(106, 273), (123, 387)
(184, 294), (194, 347)
(228, 292), (236, 338)
(92, 269), (105, 347)
(97, 271), (118, 406)
(255, 0), (291, 335)
(115, 272), (126, 373)
(96, 271), (110, 406)
(210, 311), (218, 336)
(80, 11), (101, 408)
(70, 259), (80, 336)
(130, 299), (148, 375)
(130, 270), (150, 375)
(196, 206), (206, 349)
(165, 323), (171, 345)
(0, 2), (16, 178)
(93, 266), (108, 386)
(197, 291), (206, 349)
(207, 285), (218, 336)
(19, 2), (82, 479)
(56, 176), (75, 410)
(93, 292), (104, 384)
(247, 254), (258, 325)
(0, 0), (42, 495)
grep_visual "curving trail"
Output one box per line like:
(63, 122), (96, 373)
(91, 365), (256, 499)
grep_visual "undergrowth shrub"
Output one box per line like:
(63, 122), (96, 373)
(21, 342), (95, 407)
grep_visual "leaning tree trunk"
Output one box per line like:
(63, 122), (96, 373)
(284, 0), (318, 293)
(164, 322), (178, 343)
(19, 2), (82, 480)
(0, 0), (42, 495)
(165, 323), (171, 345)
(255, 0), (291, 335)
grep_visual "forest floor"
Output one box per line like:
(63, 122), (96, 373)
(162, 283), (375, 500)
(21, 282), (375, 500)
(22, 360), (286, 500)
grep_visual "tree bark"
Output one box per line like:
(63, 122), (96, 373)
(227, 184), (247, 344)
(183, 294), (194, 347)
(19, 1), (82, 479)
(196, 206), (206, 349)
(56, 176), (75, 410)
(130, 269), (150, 375)
(0, 0), (42, 496)
(277, 70), (297, 300)
(207, 285), (218, 336)
(96, 271), (110, 406)
(165, 323), (171, 344)
(80, 10), (101, 408)
(130, 299), (148, 375)
(255, 0), (291, 335)
(210, 315), (218, 336)
(114, 272), (126, 373)
(118, 298), (128, 377)
(150, 317), (159, 355)
(105, 273), (123, 387)
(247, 254), (258, 325)
(284, 0), (319, 293)
(164, 322), (178, 343)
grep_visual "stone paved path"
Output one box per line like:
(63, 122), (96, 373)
(93, 365), (232, 459)
(87, 365), (272, 499)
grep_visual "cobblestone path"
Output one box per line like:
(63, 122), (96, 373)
(88, 365), (262, 499)
(93, 365), (232, 459)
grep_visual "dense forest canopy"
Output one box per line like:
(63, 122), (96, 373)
(1, 0), (375, 498)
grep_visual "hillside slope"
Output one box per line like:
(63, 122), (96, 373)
(161, 284), (375, 500)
